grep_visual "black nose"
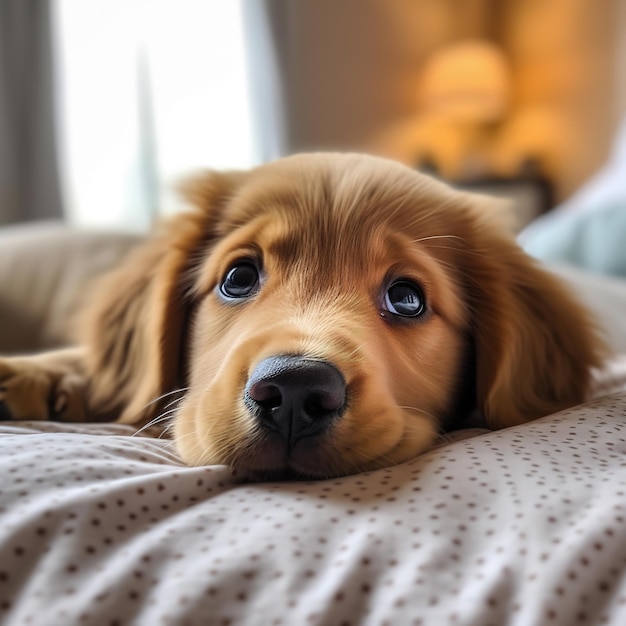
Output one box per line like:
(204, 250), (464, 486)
(245, 355), (346, 445)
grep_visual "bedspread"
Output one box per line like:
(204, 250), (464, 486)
(1, 381), (626, 625)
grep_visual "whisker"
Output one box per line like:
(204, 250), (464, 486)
(397, 405), (438, 421)
(123, 387), (190, 426)
(156, 417), (180, 439)
(142, 387), (189, 411)
(414, 242), (491, 258)
(162, 394), (186, 412)
(436, 432), (457, 445)
(131, 407), (181, 438)
(411, 234), (466, 244)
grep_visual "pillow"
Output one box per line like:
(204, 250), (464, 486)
(521, 201), (626, 278)
(519, 116), (626, 278)
(0, 222), (140, 354)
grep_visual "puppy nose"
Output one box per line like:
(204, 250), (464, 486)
(245, 355), (346, 444)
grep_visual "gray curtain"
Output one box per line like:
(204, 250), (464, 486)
(0, 0), (63, 225)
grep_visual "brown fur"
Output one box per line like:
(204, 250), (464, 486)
(0, 153), (606, 479)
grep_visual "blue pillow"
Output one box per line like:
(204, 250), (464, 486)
(521, 201), (626, 278)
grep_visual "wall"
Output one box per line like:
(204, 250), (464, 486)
(271, 0), (622, 201)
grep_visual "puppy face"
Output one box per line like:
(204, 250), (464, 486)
(175, 158), (471, 478)
(83, 154), (605, 480)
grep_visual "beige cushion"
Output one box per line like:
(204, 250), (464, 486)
(0, 222), (141, 354)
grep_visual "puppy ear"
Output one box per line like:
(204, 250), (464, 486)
(80, 170), (243, 424)
(462, 202), (607, 428)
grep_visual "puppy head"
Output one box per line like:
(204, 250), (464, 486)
(84, 153), (605, 479)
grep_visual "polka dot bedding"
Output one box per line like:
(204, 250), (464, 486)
(1, 371), (625, 625)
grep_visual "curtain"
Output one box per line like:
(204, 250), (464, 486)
(0, 1), (284, 230)
(242, 0), (288, 162)
(0, 0), (63, 226)
(0, 0), (337, 229)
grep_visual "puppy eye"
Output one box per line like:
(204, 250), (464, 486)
(220, 262), (260, 299)
(384, 280), (425, 318)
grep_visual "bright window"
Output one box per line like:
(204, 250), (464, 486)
(53, 0), (257, 230)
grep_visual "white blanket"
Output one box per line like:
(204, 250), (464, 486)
(1, 372), (626, 625)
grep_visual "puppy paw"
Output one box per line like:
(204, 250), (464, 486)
(0, 358), (87, 422)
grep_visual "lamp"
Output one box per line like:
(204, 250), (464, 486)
(418, 40), (512, 124)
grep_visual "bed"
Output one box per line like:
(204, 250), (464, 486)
(2, 160), (626, 625)
(0, 370), (625, 626)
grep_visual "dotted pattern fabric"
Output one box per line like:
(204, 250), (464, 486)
(1, 390), (626, 625)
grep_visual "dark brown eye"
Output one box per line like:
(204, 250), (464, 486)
(384, 281), (425, 317)
(220, 263), (260, 299)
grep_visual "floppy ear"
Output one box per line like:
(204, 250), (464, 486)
(461, 202), (607, 428)
(79, 170), (244, 424)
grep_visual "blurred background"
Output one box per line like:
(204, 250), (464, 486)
(1, 0), (625, 234)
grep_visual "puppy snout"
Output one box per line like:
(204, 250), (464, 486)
(245, 355), (346, 444)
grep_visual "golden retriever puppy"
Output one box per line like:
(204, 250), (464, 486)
(0, 153), (605, 479)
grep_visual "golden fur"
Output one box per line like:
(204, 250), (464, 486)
(0, 154), (606, 479)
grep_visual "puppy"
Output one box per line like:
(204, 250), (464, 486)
(0, 153), (605, 479)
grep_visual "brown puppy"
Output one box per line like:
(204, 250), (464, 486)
(0, 153), (605, 479)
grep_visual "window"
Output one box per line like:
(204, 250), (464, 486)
(53, 0), (257, 229)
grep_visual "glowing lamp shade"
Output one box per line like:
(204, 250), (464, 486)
(418, 40), (512, 124)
